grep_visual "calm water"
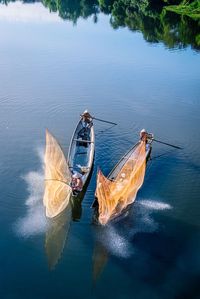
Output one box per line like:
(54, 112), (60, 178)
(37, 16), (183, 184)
(0, 1), (200, 299)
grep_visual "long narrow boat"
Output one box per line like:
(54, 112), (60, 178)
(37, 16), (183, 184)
(67, 118), (95, 196)
(92, 134), (153, 225)
(107, 139), (152, 182)
(43, 113), (95, 218)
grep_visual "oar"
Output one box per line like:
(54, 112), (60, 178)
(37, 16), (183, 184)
(153, 138), (182, 149)
(92, 117), (117, 126)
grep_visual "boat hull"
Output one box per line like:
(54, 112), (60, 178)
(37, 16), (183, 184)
(68, 119), (95, 195)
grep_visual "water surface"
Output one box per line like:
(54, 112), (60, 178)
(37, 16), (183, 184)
(0, 2), (200, 299)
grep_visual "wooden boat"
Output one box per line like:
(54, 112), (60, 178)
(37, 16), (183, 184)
(92, 135), (153, 224)
(68, 118), (95, 196)
(44, 114), (95, 218)
(107, 139), (152, 182)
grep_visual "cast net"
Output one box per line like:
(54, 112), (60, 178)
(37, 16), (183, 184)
(96, 141), (147, 225)
(43, 129), (72, 218)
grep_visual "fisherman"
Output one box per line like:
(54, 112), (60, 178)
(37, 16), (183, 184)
(140, 129), (153, 151)
(140, 129), (154, 141)
(71, 172), (83, 195)
(80, 109), (93, 128)
(140, 129), (148, 142)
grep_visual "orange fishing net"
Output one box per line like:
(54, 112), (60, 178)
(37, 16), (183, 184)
(43, 130), (72, 218)
(96, 141), (147, 225)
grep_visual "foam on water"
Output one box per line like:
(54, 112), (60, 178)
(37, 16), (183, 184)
(98, 225), (132, 258)
(14, 147), (48, 238)
(96, 198), (172, 258)
(139, 199), (172, 210)
(128, 199), (172, 236)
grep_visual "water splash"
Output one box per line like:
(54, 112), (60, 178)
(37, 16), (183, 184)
(14, 147), (48, 238)
(96, 198), (172, 258)
(98, 225), (132, 258)
(139, 199), (172, 210)
(130, 199), (172, 235)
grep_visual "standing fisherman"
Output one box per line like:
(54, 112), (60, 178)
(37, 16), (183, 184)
(140, 129), (153, 151)
(80, 110), (93, 128)
(140, 129), (148, 142)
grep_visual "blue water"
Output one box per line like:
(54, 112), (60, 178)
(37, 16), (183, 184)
(0, 2), (200, 299)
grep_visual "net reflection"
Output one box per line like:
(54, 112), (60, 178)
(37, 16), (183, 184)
(92, 228), (109, 283)
(45, 172), (93, 270)
(45, 203), (72, 270)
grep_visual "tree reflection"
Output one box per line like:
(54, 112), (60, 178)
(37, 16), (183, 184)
(43, 0), (99, 24)
(41, 0), (200, 50)
(109, 0), (200, 51)
(0, 0), (199, 49)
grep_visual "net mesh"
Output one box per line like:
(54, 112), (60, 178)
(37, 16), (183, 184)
(43, 129), (72, 218)
(96, 141), (146, 225)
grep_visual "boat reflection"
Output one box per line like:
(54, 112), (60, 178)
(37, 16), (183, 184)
(71, 194), (82, 222)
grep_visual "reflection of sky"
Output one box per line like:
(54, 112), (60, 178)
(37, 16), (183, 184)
(0, 2), (61, 23)
(0, 2), (199, 299)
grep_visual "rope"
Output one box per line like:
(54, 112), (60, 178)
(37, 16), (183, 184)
(45, 178), (72, 188)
